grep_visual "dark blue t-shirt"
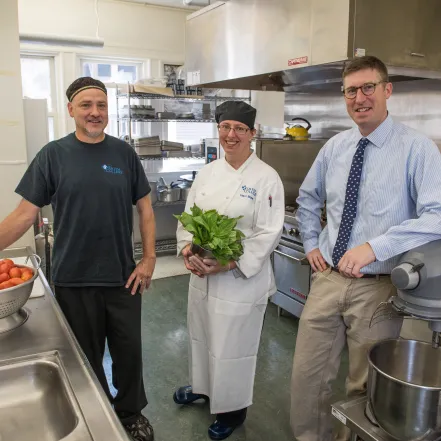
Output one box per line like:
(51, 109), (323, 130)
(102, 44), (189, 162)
(16, 133), (150, 286)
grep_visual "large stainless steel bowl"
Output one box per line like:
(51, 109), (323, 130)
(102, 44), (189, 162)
(0, 257), (40, 319)
(367, 338), (441, 441)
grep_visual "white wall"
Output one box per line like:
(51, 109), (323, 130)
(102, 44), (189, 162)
(17, 0), (288, 140)
(0, 0), (34, 249)
(18, 0), (188, 62)
(18, 0), (190, 136)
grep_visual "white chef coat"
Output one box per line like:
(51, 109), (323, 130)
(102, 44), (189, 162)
(176, 152), (284, 414)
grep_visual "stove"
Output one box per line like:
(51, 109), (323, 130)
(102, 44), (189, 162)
(282, 209), (301, 242)
(271, 207), (312, 318)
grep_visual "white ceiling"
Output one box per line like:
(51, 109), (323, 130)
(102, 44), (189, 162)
(114, 0), (205, 10)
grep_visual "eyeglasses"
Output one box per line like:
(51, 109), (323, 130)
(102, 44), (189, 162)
(218, 124), (250, 135)
(342, 81), (387, 99)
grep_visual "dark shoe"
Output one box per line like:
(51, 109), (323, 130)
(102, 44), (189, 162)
(173, 385), (207, 405)
(208, 419), (243, 440)
(208, 408), (247, 440)
(124, 414), (154, 441)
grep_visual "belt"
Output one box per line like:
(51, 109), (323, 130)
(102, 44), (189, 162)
(330, 266), (389, 279)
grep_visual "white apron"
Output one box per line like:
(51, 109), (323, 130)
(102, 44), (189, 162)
(177, 153), (284, 414)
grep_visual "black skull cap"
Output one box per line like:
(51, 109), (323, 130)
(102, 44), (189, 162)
(215, 101), (257, 129)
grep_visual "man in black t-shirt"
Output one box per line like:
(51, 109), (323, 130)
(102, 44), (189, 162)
(0, 77), (155, 441)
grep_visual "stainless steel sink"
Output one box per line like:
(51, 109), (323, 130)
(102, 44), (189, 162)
(0, 351), (92, 441)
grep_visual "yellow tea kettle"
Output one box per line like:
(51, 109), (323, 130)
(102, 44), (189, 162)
(284, 117), (312, 141)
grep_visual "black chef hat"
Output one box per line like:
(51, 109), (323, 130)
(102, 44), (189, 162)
(215, 101), (257, 129)
(66, 77), (107, 102)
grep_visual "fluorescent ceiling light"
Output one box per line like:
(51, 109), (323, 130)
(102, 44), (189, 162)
(19, 33), (104, 48)
(183, 0), (210, 5)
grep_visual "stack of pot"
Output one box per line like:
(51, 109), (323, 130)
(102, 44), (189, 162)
(156, 172), (197, 202)
(176, 171), (197, 201)
(157, 177), (181, 202)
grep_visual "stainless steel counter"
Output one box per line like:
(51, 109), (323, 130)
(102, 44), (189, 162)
(0, 247), (130, 441)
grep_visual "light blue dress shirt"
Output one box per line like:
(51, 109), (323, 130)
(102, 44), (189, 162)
(297, 115), (441, 274)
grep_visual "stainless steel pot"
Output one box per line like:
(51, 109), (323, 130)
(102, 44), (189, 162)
(367, 338), (441, 441)
(149, 180), (158, 204)
(156, 112), (176, 119)
(157, 187), (181, 202)
(157, 177), (181, 202)
(179, 186), (191, 201)
(176, 179), (193, 201)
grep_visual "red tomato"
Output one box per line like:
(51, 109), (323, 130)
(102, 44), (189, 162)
(0, 281), (14, 290)
(0, 264), (11, 275)
(9, 267), (22, 279)
(9, 278), (25, 286)
(21, 271), (34, 281)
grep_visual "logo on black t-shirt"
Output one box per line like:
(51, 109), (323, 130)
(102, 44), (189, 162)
(102, 164), (123, 175)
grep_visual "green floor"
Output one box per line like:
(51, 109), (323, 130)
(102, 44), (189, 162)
(105, 274), (349, 441)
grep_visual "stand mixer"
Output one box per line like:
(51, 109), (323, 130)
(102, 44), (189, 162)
(332, 240), (441, 441)
(388, 239), (441, 347)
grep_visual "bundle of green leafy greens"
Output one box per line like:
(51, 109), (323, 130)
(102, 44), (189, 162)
(175, 204), (245, 265)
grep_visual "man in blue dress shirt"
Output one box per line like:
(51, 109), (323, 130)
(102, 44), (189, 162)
(290, 56), (441, 441)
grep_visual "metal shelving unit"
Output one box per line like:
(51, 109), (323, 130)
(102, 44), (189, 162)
(117, 92), (251, 102)
(155, 238), (178, 254)
(119, 83), (252, 257)
(117, 118), (215, 123)
(115, 82), (252, 140)
(153, 200), (186, 207)
(134, 238), (178, 258)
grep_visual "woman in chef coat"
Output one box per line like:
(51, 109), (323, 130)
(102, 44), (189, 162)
(173, 101), (285, 440)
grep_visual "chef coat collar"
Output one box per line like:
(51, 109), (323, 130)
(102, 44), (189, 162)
(224, 151), (256, 174)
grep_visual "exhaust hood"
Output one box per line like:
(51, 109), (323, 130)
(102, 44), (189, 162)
(185, 0), (441, 92)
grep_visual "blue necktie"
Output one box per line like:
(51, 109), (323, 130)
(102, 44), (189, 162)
(332, 138), (369, 267)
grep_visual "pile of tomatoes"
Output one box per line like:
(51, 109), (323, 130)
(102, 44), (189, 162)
(0, 259), (34, 290)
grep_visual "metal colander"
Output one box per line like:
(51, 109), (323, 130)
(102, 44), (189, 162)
(0, 255), (41, 319)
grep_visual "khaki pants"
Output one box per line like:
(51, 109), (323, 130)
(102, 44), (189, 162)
(290, 268), (403, 441)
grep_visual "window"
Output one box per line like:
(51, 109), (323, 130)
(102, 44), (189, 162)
(164, 100), (217, 146)
(97, 64), (111, 78)
(20, 55), (57, 141)
(80, 59), (143, 137)
(81, 59), (141, 84)
(168, 122), (216, 146)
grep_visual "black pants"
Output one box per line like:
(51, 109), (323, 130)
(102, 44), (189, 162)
(217, 408), (247, 425)
(55, 285), (147, 425)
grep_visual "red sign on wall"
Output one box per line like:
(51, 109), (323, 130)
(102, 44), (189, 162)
(288, 56), (308, 67)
